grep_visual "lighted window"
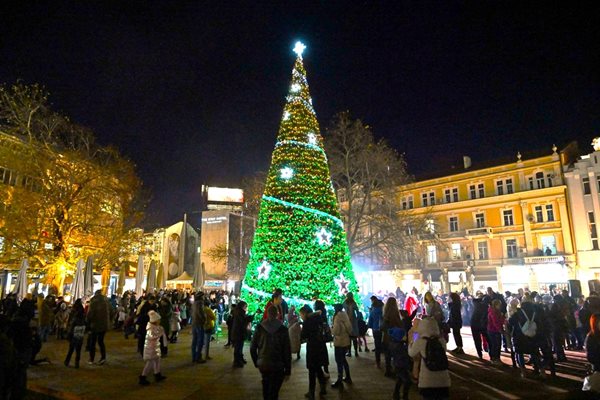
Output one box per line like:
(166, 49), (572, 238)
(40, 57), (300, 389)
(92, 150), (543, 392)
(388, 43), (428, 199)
(475, 213), (485, 228)
(451, 243), (461, 259)
(477, 241), (488, 259)
(427, 245), (437, 264)
(503, 209), (514, 226)
(449, 216), (458, 232)
(546, 204), (554, 222)
(506, 239), (518, 258)
(426, 219), (435, 233)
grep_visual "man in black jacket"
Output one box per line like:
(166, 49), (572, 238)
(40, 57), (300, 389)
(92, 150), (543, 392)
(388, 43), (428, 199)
(251, 305), (291, 400)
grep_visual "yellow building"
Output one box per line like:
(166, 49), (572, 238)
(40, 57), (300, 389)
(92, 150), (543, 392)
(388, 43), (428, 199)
(397, 146), (576, 295)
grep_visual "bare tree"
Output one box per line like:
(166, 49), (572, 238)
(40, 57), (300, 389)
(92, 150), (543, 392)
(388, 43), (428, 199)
(324, 111), (435, 268)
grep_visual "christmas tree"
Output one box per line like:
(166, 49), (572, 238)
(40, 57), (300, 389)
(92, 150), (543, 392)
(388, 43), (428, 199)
(241, 42), (357, 312)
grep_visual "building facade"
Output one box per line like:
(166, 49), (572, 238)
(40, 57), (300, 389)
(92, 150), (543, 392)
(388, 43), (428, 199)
(396, 146), (576, 295)
(564, 138), (600, 292)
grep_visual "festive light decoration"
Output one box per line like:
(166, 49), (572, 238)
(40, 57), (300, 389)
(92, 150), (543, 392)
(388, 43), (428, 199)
(293, 41), (306, 57)
(241, 42), (358, 313)
(280, 166), (294, 180)
(257, 260), (272, 280)
(316, 227), (332, 246)
(334, 273), (350, 296)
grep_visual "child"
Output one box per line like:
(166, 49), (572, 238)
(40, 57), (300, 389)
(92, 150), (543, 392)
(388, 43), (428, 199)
(288, 305), (302, 360)
(357, 311), (370, 352)
(169, 306), (181, 343)
(139, 310), (167, 385)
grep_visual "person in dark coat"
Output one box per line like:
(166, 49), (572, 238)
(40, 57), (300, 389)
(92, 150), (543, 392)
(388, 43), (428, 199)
(509, 298), (543, 378)
(7, 299), (34, 400)
(313, 300), (330, 377)
(299, 304), (328, 400)
(250, 304), (292, 400)
(136, 294), (158, 355)
(448, 292), (464, 354)
(586, 313), (600, 372)
(231, 301), (253, 368)
(368, 296), (384, 368)
(470, 292), (490, 359)
(64, 299), (86, 368)
(86, 290), (111, 364)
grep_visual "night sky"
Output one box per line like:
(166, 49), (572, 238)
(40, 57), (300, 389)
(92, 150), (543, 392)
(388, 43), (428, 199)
(1, 2), (598, 227)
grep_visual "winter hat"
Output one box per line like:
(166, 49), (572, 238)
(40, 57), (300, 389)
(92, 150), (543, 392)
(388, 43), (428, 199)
(148, 310), (161, 323)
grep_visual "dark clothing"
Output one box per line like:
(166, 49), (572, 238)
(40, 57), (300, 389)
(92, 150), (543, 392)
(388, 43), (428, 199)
(470, 297), (489, 330)
(136, 301), (158, 354)
(448, 301), (462, 329)
(586, 333), (600, 372)
(250, 319), (292, 374)
(260, 370), (285, 400)
(300, 312), (329, 369)
(508, 302), (540, 355)
(88, 331), (106, 362)
(231, 307), (252, 343)
(86, 294), (111, 333)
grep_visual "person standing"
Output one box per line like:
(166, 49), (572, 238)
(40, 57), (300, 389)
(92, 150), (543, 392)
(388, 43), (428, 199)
(191, 292), (206, 363)
(139, 310), (168, 385)
(487, 299), (506, 364)
(448, 292), (464, 354)
(86, 290), (111, 365)
(202, 298), (217, 361)
(64, 299), (86, 368)
(299, 304), (329, 400)
(288, 306), (302, 360)
(263, 292), (284, 321)
(331, 304), (352, 389)
(381, 297), (403, 378)
(250, 304), (292, 400)
(231, 301), (253, 367)
(136, 295), (158, 355)
(343, 292), (360, 357)
(158, 297), (172, 356)
(368, 296), (384, 368)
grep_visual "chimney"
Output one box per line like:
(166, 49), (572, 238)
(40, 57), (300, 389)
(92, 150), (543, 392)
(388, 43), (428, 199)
(463, 156), (472, 169)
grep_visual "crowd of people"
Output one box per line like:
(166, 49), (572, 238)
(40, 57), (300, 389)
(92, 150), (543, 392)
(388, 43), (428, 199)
(1, 283), (600, 399)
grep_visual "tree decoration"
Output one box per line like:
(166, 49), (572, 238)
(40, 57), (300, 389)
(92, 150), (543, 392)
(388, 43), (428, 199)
(241, 42), (358, 312)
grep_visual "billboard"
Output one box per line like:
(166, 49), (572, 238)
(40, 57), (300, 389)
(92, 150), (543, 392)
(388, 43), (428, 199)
(206, 187), (244, 203)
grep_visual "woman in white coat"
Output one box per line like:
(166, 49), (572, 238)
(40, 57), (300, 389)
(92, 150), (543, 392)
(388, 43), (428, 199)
(331, 303), (352, 388)
(408, 317), (451, 400)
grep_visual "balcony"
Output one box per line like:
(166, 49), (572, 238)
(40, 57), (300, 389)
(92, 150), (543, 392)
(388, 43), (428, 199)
(465, 227), (493, 238)
(523, 255), (576, 265)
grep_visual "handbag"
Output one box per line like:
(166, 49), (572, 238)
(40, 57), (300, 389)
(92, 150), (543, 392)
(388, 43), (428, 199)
(320, 323), (333, 343)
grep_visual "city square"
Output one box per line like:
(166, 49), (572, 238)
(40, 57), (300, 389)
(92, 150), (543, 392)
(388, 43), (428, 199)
(1, 2), (599, 400)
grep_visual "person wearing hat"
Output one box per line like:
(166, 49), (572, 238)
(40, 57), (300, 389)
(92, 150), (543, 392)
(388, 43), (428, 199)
(139, 310), (168, 385)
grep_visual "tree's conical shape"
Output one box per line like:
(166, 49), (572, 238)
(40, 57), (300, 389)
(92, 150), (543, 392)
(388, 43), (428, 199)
(242, 42), (357, 311)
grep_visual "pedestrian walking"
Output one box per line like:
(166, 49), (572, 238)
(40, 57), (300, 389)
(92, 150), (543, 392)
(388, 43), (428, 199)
(250, 304), (292, 400)
(331, 304), (352, 389)
(86, 290), (111, 365)
(138, 310), (168, 385)
(299, 304), (329, 400)
(368, 296), (384, 368)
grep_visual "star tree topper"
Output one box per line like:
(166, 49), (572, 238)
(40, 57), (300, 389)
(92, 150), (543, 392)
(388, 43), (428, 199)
(293, 41), (306, 57)
(334, 273), (350, 295)
(257, 260), (272, 280)
(316, 227), (332, 246)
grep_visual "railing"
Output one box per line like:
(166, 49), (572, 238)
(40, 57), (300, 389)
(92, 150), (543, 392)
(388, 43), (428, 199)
(523, 255), (576, 264)
(465, 227), (492, 236)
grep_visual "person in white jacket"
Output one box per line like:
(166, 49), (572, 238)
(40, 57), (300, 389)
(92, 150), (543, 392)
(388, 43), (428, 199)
(331, 304), (352, 389)
(408, 317), (451, 399)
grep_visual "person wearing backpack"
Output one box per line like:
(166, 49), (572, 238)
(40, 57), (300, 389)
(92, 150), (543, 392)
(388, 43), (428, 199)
(509, 297), (543, 378)
(250, 304), (292, 400)
(408, 317), (450, 400)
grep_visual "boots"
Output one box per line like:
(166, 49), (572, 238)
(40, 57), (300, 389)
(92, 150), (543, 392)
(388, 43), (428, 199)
(331, 378), (343, 389)
(139, 375), (150, 386)
(154, 373), (167, 382)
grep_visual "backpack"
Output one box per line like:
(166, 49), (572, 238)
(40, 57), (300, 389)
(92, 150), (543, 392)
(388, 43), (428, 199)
(423, 336), (448, 371)
(520, 309), (537, 338)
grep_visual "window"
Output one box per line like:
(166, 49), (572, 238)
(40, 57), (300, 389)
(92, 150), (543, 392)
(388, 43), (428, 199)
(469, 183), (484, 199)
(422, 191), (435, 207)
(547, 174), (553, 188)
(496, 181), (504, 196)
(528, 177), (534, 190)
(546, 204), (554, 222)
(506, 178), (514, 194)
(451, 243), (461, 259)
(401, 195), (414, 210)
(506, 239), (518, 258)
(589, 212), (599, 250)
(534, 205), (544, 222)
(584, 177), (591, 195)
(444, 188), (458, 203)
(541, 235), (556, 255)
(427, 245), (437, 264)
(477, 241), (488, 259)
(0, 167), (17, 186)
(449, 216), (458, 232)
(536, 172), (545, 189)
(426, 219), (435, 233)
(597, 176), (600, 193)
(503, 209), (514, 226)
(475, 212), (485, 228)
